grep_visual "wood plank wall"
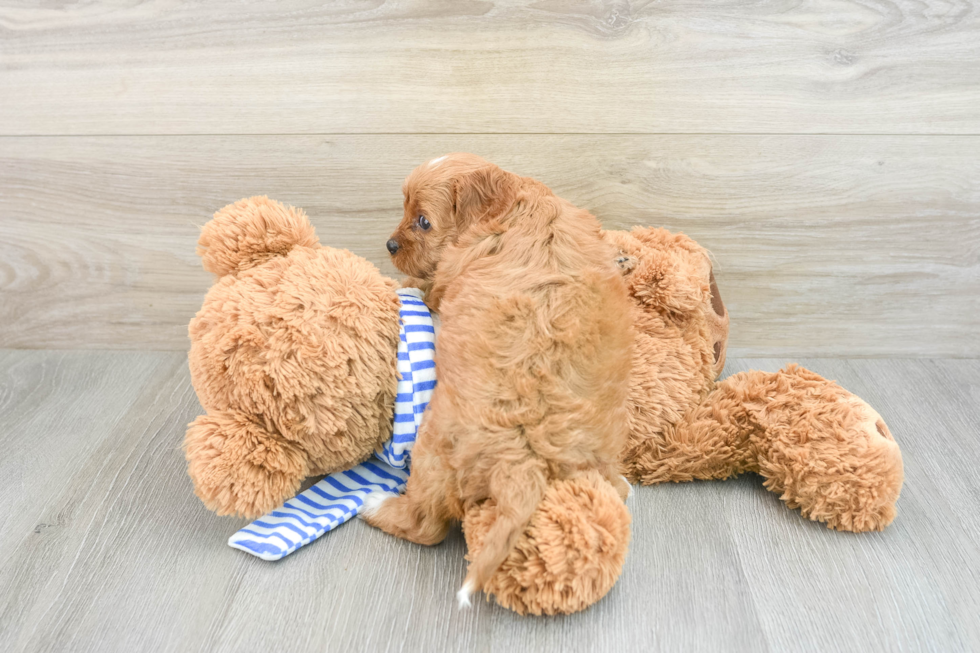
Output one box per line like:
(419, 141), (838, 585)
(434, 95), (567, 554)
(1, 1), (978, 356)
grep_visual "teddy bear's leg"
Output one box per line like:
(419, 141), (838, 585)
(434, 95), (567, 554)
(623, 380), (758, 486)
(635, 367), (904, 531)
(360, 425), (457, 547)
(746, 366), (904, 532)
(184, 410), (310, 518)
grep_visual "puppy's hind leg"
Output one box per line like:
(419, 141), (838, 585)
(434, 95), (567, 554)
(459, 456), (548, 608)
(360, 432), (455, 546)
(597, 461), (632, 502)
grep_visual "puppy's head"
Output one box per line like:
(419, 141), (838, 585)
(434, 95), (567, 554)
(386, 153), (517, 279)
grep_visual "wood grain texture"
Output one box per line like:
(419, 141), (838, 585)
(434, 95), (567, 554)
(1, 0), (979, 135)
(1, 351), (978, 652)
(724, 358), (980, 651)
(1, 135), (977, 355)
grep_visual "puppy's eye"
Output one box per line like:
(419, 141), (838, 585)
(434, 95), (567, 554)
(418, 215), (431, 231)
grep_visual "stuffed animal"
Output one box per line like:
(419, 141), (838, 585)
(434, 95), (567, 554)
(184, 196), (903, 616)
(605, 227), (904, 533)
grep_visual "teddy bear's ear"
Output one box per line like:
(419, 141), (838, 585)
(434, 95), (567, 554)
(197, 196), (320, 276)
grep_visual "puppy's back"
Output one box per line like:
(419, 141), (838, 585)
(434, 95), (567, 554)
(436, 183), (632, 471)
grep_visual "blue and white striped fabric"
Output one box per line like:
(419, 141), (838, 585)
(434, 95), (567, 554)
(227, 288), (436, 561)
(383, 288), (437, 468)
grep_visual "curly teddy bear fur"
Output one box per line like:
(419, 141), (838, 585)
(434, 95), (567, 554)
(652, 365), (903, 532)
(185, 197), (402, 517)
(607, 226), (903, 532)
(462, 470), (630, 616)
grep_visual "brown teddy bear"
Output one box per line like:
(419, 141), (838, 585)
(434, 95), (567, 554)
(184, 196), (903, 616)
(605, 227), (904, 533)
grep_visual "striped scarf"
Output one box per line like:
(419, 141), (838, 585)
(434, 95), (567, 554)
(228, 288), (436, 560)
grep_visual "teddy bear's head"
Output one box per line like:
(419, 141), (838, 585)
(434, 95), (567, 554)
(185, 197), (402, 518)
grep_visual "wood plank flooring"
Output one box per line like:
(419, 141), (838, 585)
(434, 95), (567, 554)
(1, 351), (977, 652)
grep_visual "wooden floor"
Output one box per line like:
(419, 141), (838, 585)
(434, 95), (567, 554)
(1, 350), (977, 652)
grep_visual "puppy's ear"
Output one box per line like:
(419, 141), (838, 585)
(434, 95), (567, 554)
(451, 165), (517, 235)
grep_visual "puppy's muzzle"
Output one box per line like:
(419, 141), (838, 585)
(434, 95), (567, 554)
(386, 239), (400, 255)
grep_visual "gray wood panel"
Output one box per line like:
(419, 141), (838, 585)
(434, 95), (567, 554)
(2, 135), (977, 356)
(1, 351), (978, 652)
(1, 1), (979, 135)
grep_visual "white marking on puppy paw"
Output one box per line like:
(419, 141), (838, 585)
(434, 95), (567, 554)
(359, 490), (392, 518)
(456, 580), (475, 610)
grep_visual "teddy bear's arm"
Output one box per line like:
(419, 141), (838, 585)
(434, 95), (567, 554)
(185, 409), (311, 518)
(605, 227), (715, 318)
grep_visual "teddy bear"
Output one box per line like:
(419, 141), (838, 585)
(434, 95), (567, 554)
(604, 227), (904, 533)
(184, 196), (903, 616)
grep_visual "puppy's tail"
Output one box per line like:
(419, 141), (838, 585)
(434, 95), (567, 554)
(458, 457), (548, 608)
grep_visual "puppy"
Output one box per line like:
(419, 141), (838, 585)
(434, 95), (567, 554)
(363, 153), (633, 607)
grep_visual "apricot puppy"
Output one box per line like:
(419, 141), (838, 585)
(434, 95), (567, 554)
(362, 153), (633, 607)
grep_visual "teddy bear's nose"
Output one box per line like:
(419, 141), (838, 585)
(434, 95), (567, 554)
(386, 239), (400, 255)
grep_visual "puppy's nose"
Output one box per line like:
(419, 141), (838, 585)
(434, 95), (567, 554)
(386, 239), (400, 255)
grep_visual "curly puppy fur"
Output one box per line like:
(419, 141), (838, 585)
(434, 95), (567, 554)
(607, 226), (903, 531)
(362, 154), (634, 602)
(185, 197), (402, 517)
